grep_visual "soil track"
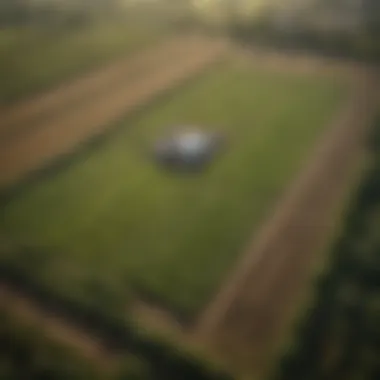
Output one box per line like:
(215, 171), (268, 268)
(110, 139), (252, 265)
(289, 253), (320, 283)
(0, 35), (206, 142)
(0, 37), (227, 188)
(195, 66), (379, 374)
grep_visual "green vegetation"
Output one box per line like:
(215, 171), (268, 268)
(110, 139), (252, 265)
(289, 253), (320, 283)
(273, 114), (380, 380)
(226, 1), (380, 62)
(0, 309), (111, 380)
(0, 306), (218, 380)
(0, 64), (347, 317)
(230, 22), (380, 63)
(0, 20), (162, 103)
(0, 286), (232, 380)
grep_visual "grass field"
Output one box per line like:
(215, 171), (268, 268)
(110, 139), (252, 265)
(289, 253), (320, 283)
(0, 63), (348, 316)
(0, 21), (162, 103)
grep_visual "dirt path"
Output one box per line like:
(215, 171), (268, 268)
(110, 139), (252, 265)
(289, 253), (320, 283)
(194, 68), (379, 374)
(0, 38), (227, 189)
(0, 35), (205, 142)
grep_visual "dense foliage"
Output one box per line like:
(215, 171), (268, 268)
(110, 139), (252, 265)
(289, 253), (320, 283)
(273, 114), (380, 380)
(227, 1), (380, 62)
(230, 23), (380, 62)
(0, 306), (176, 380)
(0, 309), (107, 380)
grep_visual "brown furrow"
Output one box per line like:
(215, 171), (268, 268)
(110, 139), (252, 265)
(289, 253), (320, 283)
(0, 35), (210, 140)
(0, 40), (226, 188)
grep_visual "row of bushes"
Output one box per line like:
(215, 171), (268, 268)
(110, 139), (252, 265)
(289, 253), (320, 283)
(0, 0), (124, 28)
(0, 308), (155, 380)
(272, 114), (380, 380)
(228, 21), (380, 63)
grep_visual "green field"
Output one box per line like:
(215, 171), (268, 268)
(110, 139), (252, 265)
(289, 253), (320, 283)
(0, 21), (161, 103)
(0, 64), (348, 316)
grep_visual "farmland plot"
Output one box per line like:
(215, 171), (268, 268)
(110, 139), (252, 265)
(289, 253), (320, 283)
(0, 63), (348, 318)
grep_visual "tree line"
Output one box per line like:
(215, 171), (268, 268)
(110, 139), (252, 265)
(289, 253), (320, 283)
(226, 0), (380, 62)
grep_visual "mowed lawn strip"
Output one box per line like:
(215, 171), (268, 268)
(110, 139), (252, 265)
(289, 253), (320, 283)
(0, 64), (348, 316)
